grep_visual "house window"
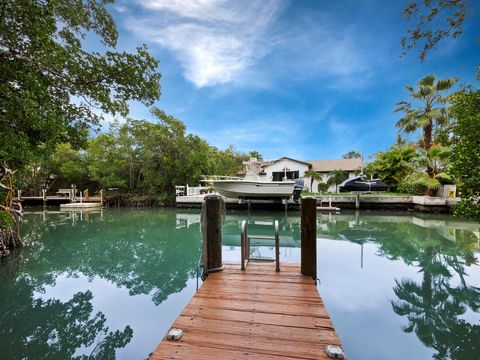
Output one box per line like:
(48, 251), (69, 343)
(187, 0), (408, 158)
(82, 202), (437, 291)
(272, 170), (299, 181)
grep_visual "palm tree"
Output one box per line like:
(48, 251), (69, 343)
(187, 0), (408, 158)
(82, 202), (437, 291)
(395, 74), (457, 153)
(326, 170), (348, 193)
(303, 170), (322, 193)
(395, 75), (457, 194)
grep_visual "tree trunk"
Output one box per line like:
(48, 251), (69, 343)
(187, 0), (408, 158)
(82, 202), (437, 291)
(423, 121), (433, 151)
(423, 121), (436, 196)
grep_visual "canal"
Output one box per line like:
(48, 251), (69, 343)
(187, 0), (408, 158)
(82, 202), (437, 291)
(0, 208), (479, 359)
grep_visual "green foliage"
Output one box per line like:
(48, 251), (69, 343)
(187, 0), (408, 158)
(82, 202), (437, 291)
(326, 170), (348, 193)
(248, 151), (263, 160)
(49, 143), (89, 189)
(342, 151), (361, 159)
(317, 182), (329, 193)
(0, 0), (161, 170)
(0, 210), (14, 230)
(450, 89), (480, 221)
(366, 144), (418, 190)
(397, 173), (428, 195)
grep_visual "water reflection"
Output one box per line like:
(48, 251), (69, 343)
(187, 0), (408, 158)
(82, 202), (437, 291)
(314, 211), (480, 359)
(0, 271), (132, 359)
(0, 208), (202, 359)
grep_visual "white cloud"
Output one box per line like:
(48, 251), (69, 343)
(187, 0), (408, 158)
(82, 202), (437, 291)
(123, 1), (382, 90)
(128, 0), (283, 87)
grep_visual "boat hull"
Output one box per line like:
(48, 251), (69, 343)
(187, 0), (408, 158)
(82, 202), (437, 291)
(211, 180), (295, 198)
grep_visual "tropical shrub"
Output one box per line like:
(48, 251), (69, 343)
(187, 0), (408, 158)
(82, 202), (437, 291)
(317, 182), (329, 193)
(397, 173), (428, 195)
(366, 144), (418, 191)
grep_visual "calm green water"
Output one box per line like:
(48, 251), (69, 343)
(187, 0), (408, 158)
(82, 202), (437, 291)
(0, 208), (479, 359)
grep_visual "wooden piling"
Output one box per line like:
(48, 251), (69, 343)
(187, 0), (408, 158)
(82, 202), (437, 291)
(355, 193), (360, 209)
(301, 197), (317, 278)
(202, 195), (223, 276)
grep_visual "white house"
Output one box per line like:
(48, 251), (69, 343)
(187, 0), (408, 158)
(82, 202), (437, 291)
(257, 157), (362, 193)
(258, 157), (311, 181)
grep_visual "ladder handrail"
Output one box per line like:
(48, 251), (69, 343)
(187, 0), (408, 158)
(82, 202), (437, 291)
(240, 219), (280, 272)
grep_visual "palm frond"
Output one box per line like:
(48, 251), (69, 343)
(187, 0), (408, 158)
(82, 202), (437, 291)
(419, 74), (435, 87)
(435, 77), (458, 91)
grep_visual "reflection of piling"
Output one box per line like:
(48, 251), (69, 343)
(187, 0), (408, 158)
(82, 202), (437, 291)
(42, 189), (46, 207)
(301, 197), (317, 278)
(202, 195), (224, 277)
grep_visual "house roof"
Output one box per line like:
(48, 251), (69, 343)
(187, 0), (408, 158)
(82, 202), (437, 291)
(305, 159), (362, 172)
(262, 157), (312, 168)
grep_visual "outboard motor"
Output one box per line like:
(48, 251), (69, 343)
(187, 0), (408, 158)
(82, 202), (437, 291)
(293, 179), (304, 203)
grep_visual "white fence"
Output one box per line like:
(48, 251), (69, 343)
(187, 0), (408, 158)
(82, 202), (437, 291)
(175, 185), (209, 197)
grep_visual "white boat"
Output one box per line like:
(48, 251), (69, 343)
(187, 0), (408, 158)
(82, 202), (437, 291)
(210, 179), (296, 198)
(204, 158), (299, 199)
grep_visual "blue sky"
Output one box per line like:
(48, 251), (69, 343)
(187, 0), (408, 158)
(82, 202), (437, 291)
(104, 0), (479, 161)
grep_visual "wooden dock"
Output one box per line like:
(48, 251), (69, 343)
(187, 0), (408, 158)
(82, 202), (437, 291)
(151, 262), (343, 359)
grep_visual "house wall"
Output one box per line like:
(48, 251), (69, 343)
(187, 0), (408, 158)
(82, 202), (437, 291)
(260, 159), (310, 181)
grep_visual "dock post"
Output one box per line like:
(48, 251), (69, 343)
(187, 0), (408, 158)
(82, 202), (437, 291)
(100, 189), (104, 205)
(42, 189), (46, 207)
(355, 194), (360, 210)
(301, 197), (317, 279)
(202, 195), (224, 278)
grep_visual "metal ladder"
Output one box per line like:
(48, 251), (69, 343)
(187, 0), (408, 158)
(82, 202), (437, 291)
(240, 220), (280, 272)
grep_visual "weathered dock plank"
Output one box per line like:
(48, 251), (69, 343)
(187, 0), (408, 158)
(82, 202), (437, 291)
(152, 263), (344, 359)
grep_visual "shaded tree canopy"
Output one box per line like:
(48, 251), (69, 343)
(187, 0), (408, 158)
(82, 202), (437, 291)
(0, 0), (161, 170)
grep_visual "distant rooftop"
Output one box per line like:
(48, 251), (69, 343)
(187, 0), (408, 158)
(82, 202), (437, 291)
(305, 159), (362, 172)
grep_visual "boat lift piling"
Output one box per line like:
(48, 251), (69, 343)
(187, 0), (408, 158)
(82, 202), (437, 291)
(201, 195), (224, 278)
(301, 196), (317, 278)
